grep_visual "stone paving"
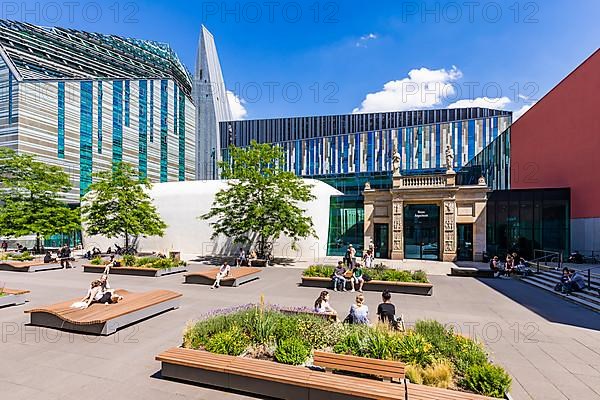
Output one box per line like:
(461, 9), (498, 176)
(1, 260), (599, 400)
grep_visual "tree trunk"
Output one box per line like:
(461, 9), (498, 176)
(35, 233), (41, 254)
(124, 228), (129, 250)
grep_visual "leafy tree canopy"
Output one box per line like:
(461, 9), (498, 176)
(201, 141), (317, 257)
(81, 162), (166, 249)
(0, 148), (80, 245)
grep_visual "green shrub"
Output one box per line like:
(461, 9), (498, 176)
(302, 264), (335, 277)
(134, 256), (158, 266)
(406, 361), (454, 388)
(391, 332), (435, 367)
(274, 337), (310, 365)
(405, 364), (424, 384)
(364, 326), (394, 360)
(205, 326), (249, 356)
(411, 270), (428, 283)
(90, 256), (105, 265)
(451, 335), (488, 375)
(460, 363), (511, 398)
(244, 309), (277, 345)
(333, 329), (366, 356)
(122, 255), (135, 266)
(273, 315), (300, 344)
(296, 314), (342, 349)
(9, 251), (34, 261)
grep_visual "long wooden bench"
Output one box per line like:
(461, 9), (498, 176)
(83, 264), (187, 277)
(0, 260), (62, 272)
(450, 266), (495, 278)
(184, 267), (261, 286)
(313, 350), (405, 383)
(0, 289), (30, 307)
(25, 289), (181, 335)
(156, 348), (496, 400)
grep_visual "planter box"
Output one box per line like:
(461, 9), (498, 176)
(0, 289), (29, 307)
(451, 267), (495, 278)
(301, 276), (433, 296)
(83, 264), (187, 277)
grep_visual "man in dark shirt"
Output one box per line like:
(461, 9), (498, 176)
(376, 290), (396, 325)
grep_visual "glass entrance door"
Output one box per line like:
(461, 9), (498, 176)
(457, 224), (474, 261)
(403, 204), (440, 260)
(374, 223), (389, 259)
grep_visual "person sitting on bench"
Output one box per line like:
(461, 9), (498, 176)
(43, 250), (56, 264)
(332, 261), (347, 292)
(248, 249), (258, 267)
(80, 279), (122, 308)
(211, 262), (230, 289)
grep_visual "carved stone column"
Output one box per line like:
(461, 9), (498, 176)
(442, 199), (457, 262)
(391, 199), (404, 260)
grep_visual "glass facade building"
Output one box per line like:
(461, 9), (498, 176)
(220, 108), (512, 256)
(0, 20), (196, 203)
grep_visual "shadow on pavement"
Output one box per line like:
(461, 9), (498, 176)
(475, 277), (600, 331)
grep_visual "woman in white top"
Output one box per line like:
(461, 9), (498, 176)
(349, 293), (369, 324)
(80, 279), (121, 308)
(211, 262), (231, 289)
(314, 290), (338, 316)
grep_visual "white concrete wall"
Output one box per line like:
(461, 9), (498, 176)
(571, 217), (600, 253)
(83, 179), (341, 261)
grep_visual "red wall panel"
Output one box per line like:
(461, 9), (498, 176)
(511, 49), (600, 219)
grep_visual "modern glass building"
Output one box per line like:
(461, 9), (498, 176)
(0, 20), (196, 203)
(219, 108), (512, 257)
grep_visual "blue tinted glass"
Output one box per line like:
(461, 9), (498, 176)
(160, 80), (168, 182)
(80, 81), (93, 196)
(57, 82), (65, 158)
(149, 81), (154, 142)
(124, 80), (130, 127)
(97, 81), (103, 154)
(139, 80), (148, 179)
(178, 89), (185, 181)
(112, 81), (123, 163)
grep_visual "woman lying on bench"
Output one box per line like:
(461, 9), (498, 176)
(79, 277), (123, 308)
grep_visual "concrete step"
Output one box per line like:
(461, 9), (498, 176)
(539, 269), (600, 287)
(526, 270), (600, 293)
(521, 274), (600, 312)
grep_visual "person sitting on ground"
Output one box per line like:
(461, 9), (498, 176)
(351, 263), (365, 292)
(504, 254), (514, 277)
(211, 262), (230, 289)
(564, 269), (586, 295)
(377, 290), (396, 325)
(313, 290), (338, 317)
(555, 267), (571, 292)
(92, 247), (101, 257)
(332, 261), (347, 292)
(348, 293), (369, 325)
(107, 246), (112, 254)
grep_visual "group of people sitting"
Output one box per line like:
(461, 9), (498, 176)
(313, 289), (403, 329)
(556, 267), (586, 295)
(489, 252), (531, 278)
(236, 248), (258, 267)
(332, 260), (366, 292)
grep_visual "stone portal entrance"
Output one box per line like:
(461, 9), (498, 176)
(363, 172), (489, 262)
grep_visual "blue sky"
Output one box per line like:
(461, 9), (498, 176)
(5, 0), (600, 120)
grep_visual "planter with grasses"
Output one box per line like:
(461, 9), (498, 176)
(83, 255), (187, 277)
(301, 264), (433, 295)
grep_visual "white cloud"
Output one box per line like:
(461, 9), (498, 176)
(448, 96), (512, 110)
(356, 33), (378, 48)
(513, 102), (537, 121)
(227, 90), (247, 120)
(353, 66), (463, 113)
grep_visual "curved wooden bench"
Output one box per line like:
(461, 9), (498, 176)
(25, 289), (181, 335)
(156, 348), (496, 400)
(184, 267), (261, 286)
(0, 288), (30, 307)
(0, 260), (62, 272)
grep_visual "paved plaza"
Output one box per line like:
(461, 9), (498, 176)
(1, 260), (599, 400)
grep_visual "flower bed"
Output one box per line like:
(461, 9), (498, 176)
(0, 251), (35, 262)
(90, 255), (186, 270)
(303, 264), (429, 283)
(182, 303), (511, 398)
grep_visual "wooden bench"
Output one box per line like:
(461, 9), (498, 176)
(313, 350), (405, 383)
(83, 264), (187, 277)
(25, 289), (181, 335)
(0, 260), (62, 272)
(184, 267), (261, 286)
(156, 348), (496, 400)
(450, 267), (495, 278)
(0, 288), (30, 307)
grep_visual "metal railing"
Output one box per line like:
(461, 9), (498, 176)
(532, 249), (563, 273)
(579, 265), (600, 290)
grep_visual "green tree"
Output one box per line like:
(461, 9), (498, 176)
(81, 162), (166, 250)
(201, 141), (317, 259)
(0, 148), (80, 251)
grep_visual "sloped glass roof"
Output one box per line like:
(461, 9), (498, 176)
(0, 19), (192, 96)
